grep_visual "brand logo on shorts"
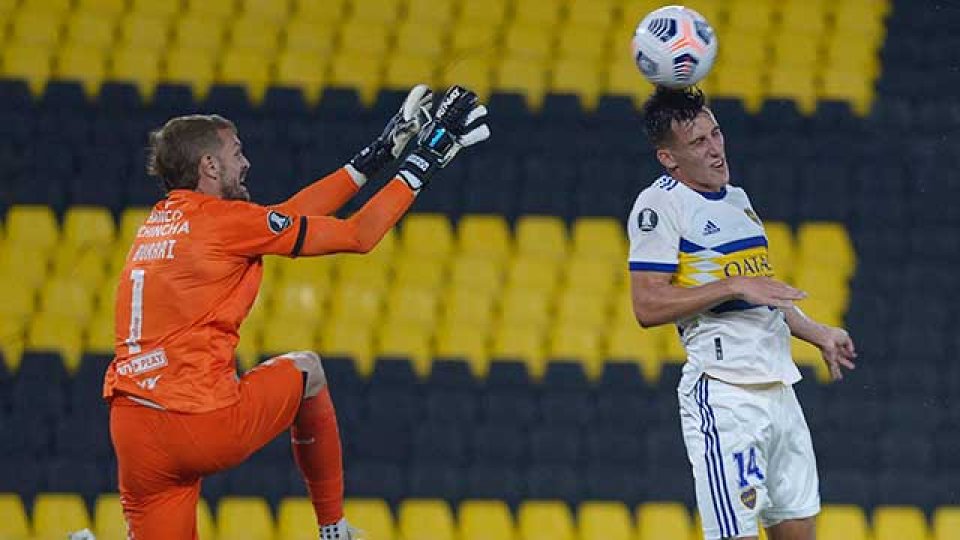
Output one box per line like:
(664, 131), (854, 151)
(267, 211), (292, 234)
(740, 486), (757, 509)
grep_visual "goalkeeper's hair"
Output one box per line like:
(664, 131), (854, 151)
(642, 86), (707, 147)
(147, 114), (236, 193)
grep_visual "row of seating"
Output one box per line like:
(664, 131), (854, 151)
(0, 0), (886, 112)
(0, 492), (954, 540)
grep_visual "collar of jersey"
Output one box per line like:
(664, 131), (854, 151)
(692, 186), (727, 200)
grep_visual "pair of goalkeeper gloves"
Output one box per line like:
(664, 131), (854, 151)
(348, 84), (491, 192)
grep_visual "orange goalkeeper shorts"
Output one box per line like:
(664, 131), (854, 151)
(109, 357), (304, 540)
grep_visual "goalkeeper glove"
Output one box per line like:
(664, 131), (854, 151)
(398, 85), (491, 191)
(348, 84), (433, 182)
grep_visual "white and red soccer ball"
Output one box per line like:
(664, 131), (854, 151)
(631, 5), (719, 88)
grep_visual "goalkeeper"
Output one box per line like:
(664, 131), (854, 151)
(103, 85), (490, 539)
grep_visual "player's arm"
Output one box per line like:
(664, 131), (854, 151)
(275, 85), (434, 216)
(783, 306), (857, 380)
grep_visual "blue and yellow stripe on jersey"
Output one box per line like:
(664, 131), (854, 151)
(673, 235), (774, 289)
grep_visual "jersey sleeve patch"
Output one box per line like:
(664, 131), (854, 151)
(267, 211), (293, 234)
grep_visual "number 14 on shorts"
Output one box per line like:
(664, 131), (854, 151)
(733, 447), (765, 488)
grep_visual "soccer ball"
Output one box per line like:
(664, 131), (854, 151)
(630, 5), (718, 88)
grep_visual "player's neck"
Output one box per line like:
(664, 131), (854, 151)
(674, 173), (726, 194)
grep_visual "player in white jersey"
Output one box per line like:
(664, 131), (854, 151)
(628, 87), (857, 540)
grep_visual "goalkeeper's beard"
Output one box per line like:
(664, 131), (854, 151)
(221, 172), (250, 201)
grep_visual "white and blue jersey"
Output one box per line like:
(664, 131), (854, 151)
(627, 175), (801, 393)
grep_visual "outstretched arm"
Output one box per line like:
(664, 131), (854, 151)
(274, 166), (363, 217)
(783, 306), (857, 380)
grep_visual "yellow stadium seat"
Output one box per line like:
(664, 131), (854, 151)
(0, 274), (37, 326)
(796, 222), (855, 277)
(817, 505), (869, 540)
(579, 501), (634, 540)
(383, 287), (440, 329)
(229, 17), (281, 55)
(56, 47), (108, 97)
(86, 312), (115, 355)
(778, 1), (829, 34)
(519, 501), (575, 540)
(383, 53), (438, 91)
(393, 256), (446, 290)
(271, 281), (328, 322)
(51, 248), (109, 291)
(832, 1), (886, 39)
(726, 0), (776, 31)
(516, 215), (568, 259)
(184, 0), (236, 19)
(636, 502), (691, 540)
(400, 213), (454, 258)
(235, 327), (260, 371)
(377, 324), (432, 376)
(499, 288), (552, 328)
(39, 277), (95, 324)
(276, 50), (327, 103)
(572, 217), (625, 260)
(93, 493), (125, 540)
(457, 214), (512, 261)
(329, 52), (383, 106)
(1, 44), (52, 96)
(0, 245), (49, 289)
(551, 58), (602, 108)
(350, 0), (402, 24)
(0, 492), (30, 540)
(64, 12), (116, 51)
(130, 0), (180, 19)
(407, 0), (455, 25)
(460, 500), (516, 540)
(33, 493), (91, 540)
(504, 24), (554, 61)
(396, 22), (446, 58)
(119, 207), (151, 244)
(63, 206), (116, 252)
(794, 267), (849, 309)
(320, 322), (374, 374)
(277, 497), (314, 540)
(219, 50), (272, 102)
(9, 9), (63, 48)
(606, 326), (661, 384)
(874, 506), (930, 540)
(556, 27), (607, 62)
(565, 0), (616, 30)
(442, 288), (496, 327)
(196, 498), (216, 540)
(823, 38), (879, 79)
(771, 36), (821, 71)
(435, 322), (490, 376)
(710, 65), (763, 112)
(820, 68), (874, 116)
(399, 499), (456, 540)
(459, 0), (508, 25)
(344, 499), (395, 540)
(110, 47), (161, 100)
(334, 256), (390, 291)
(555, 292), (609, 330)
(714, 32), (769, 70)
(763, 221), (795, 280)
(118, 14), (169, 51)
(261, 316), (317, 355)
(765, 69), (818, 114)
(548, 325), (602, 375)
(340, 19), (393, 57)
(491, 325), (545, 376)
(77, 0), (127, 17)
(0, 321), (26, 372)
(448, 24), (500, 59)
(514, 0), (563, 27)
(292, 0), (347, 24)
(283, 20), (337, 56)
(505, 256), (560, 293)
(329, 283), (383, 324)
(217, 497), (274, 540)
(242, 0), (290, 22)
(439, 56), (494, 100)
(448, 255), (502, 294)
(164, 47), (216, 98)
(173, 15), (225, 52)
(605, 53), (655, 106)
(933, 506), (960, 540)
(495, 56), (547, 109)
(564, 258), (620, 296)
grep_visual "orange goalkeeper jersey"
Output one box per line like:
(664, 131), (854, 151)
(103, 169), (414, 413)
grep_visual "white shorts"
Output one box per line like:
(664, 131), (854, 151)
(679, 376), (820, 539)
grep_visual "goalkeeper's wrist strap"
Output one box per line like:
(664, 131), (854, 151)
(349, 139), (392, 179)
(398, 150), (439, 191)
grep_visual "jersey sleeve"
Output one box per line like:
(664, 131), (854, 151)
(627, 186), (682, 273)
(213, 200), (307, 258)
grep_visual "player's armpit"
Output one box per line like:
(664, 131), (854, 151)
(297, 178), (415, 256)
(274, 167), (360, 216)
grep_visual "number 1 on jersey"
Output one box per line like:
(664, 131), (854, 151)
(126, 269), (145, 354)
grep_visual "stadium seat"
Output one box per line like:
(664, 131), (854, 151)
(440, 56), (495, 100)
(93, 493), (125, 540)
(495, 56), (547, 109)
(933, 506), (960, 540)
(320, 322), (374, 375)
(109, 48), (162, 98)
(555, 291), (610, 330)
(39, 277), (95, 325)
(283, 20), (338, 56)
(796, 222), (856, 278)
(5, 206), (59, 250)
(398, 499), (456, 540)
(571, 217), (626, 261)
(578, 501), (634, 540)
(817, 505), (869, 540)
(435, 322), (490, 377)
(217, 497), (274, 540)
(516, 215), (568, 260)
(261, 315), (317, 355)
(329, 284), (383, 325)
(219, 50), (272, 103)
(518, 501), (575, 540)
(63, 206), (116, 252)
(401, 213), (455, 258)
(329, 53), (383, 105)
(458, 214), (512, 261)
(64, 11), (116, 52)
(459, 0), (508, 26)
(548, 325), (603, 375)
(636, 502), (692, 540)
(344, 499), (395, 540)
(566, 0), (616, 30)
(395, 21), (446, 59)
(9, 9), (63, 48)
(276, 497), (314, 540)
(118, 13), (169, 51)
(383, 287), (440, 329)
(26, 314), (83, 371)
(376, 325), (432, 376)
(505, 256), (560, 293)
(32, 493), (91, 540)
(164, 47), (216, 98)
(393, 256), (446, 290)
(550, 58), (603, 108)
(0, 493), (30, 540)
(504, 24), (554, 61)
(873, 506), (930, 540)
(460, 499), (516, 540)
(384, 53), (438, 91)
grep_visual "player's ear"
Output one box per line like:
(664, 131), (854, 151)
(656, 147), (678, 171)
(199, 154), (219, 179)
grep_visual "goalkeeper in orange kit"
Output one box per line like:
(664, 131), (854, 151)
(103, 85), (490, 539)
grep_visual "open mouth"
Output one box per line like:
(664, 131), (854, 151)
(710, 158), (726, 169)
